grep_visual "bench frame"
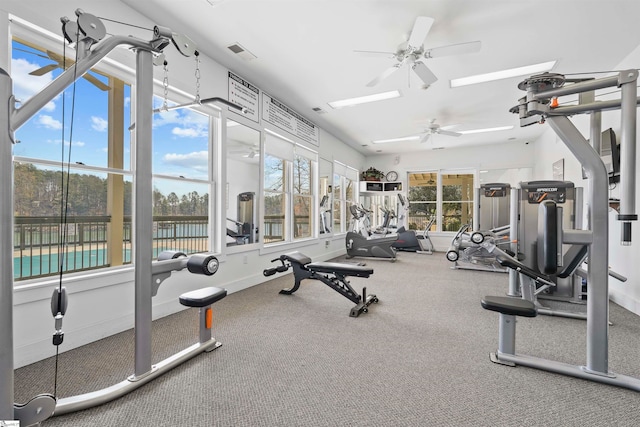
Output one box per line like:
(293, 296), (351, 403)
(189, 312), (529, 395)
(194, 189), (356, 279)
(265, 252), (378, 317)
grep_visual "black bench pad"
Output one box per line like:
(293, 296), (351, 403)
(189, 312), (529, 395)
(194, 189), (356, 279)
(179, 287), (227, 307)
(306, 262), (374, 277)
(481, 295), (537, 317)
(282, 251), (312, 265)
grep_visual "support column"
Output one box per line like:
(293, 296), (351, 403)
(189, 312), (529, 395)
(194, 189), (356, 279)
(0, 66), (15, 422)
(107, 77), (125, 267)
(134, 48), (154, 377)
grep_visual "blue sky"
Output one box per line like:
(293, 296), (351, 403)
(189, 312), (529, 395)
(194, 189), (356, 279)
(11, 40), (211, 189)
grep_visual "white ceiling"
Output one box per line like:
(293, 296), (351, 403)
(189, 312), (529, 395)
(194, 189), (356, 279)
(123, 0), (640, 156)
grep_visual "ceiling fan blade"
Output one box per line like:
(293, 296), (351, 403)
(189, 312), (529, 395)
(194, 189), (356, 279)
(419, 133), (431, 144)
(424, 41), (481, 59)
(366, 64), (402, 87)
(440, 123), (461, 131)
(412, 61), (438, 86)
(46, 50), (65, 62)
(29, 64), (58, 76)
(83, 73), (111, 91)
(407, 16), (434, 49)
(438, 129), (462, 137)
(353, 50), (396, 59)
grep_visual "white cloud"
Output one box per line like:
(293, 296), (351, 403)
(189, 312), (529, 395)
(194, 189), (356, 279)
(44, 139), (86, 147)
(163, 150), (208, 171)
(91, 116), (108, 132)
(37, 115), (62, 130)
(153, 109), (182, 128)
(11, 58), (57, 111)
(172, 127), (207, 138)
(153, 108), (208, 139)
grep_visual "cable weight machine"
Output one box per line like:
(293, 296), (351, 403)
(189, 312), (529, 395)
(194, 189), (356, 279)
(1, 9), (244, 425)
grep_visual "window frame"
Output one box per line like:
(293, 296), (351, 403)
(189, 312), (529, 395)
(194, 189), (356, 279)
(333, 161), (358, 235)
(9, 20), (222, 283)
(407, 169), (476, 233)
(262, 128), (317, 247)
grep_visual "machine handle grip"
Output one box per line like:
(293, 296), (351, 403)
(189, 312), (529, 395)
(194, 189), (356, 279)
(263, 267), (278, 277)
(263, 264), (289, 277)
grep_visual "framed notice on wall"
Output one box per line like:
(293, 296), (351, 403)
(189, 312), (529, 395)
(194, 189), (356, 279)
(228, 71), (260, 122)
(262, 92), (319, 146)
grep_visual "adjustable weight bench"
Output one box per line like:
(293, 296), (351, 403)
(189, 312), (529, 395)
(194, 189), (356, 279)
(263, 251), (378, 317)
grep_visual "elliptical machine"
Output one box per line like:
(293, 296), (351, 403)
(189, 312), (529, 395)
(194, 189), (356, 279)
(319, 195), (331, 234)
(345, 204), (397, 261)
(391, 194), (435, 254)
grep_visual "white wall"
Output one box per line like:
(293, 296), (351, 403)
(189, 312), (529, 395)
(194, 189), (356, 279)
(1, 0), (365, 367)
(363, 140), (536, 249)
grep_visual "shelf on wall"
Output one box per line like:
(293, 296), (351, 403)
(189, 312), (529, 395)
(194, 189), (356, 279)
(359, 181), (403, 192)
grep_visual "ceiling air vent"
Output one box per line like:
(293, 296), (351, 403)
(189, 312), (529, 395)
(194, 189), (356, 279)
(227, 43), (257, 61)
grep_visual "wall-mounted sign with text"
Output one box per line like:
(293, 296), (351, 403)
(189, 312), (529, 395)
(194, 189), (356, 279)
(228, 71), (260, 122)
(262, 92), (319, 146)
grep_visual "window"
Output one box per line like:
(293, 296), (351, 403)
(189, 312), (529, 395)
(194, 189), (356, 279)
(293, 152), (313, 239)
(263, 153), (287, 243)
(12, 37), (133, 280)
(263, 131), (317, 245)
(10, 32), (217, 281)
(151, 98), (214, 253)
(318, 158), (333, 234)
(442, 173), (474, 232)
(407, 172), (437, 231)
(333, 162), (358, 234)
(225, 119), (260, 247)
(408, 171), (475, 232)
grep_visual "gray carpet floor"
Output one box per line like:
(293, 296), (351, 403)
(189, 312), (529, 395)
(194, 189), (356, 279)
(14, 252), (640, 426)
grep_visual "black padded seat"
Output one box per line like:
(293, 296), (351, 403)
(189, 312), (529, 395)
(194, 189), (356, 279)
(306, 262), (373, 278)
(481, 295), (537, 317)
(283, 251), (312, 266)
(179, 287), (227, 308)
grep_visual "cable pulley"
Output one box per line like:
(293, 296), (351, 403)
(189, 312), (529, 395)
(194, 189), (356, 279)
(51, 287), (68, 346)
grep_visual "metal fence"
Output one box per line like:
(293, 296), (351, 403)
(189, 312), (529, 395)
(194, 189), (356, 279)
(13, 215), (209, 281)
(14, 214), (316, 281)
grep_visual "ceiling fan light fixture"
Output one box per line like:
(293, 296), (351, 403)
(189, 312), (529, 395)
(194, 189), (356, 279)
(372, 135), (420, 144)
(457, 125), (514, 135)
(450, 61), (557, 88)
(328, 90), (401, 109)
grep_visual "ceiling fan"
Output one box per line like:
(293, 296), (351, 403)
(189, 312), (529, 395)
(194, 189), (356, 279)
(28, 50), (111, 91)
(228, 141), (259, 159)
(355, 16), (481, 88)
(418, 119), (461, 144)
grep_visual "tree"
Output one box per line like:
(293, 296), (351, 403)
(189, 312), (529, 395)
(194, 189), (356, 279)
(167, 192), (179, 215)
